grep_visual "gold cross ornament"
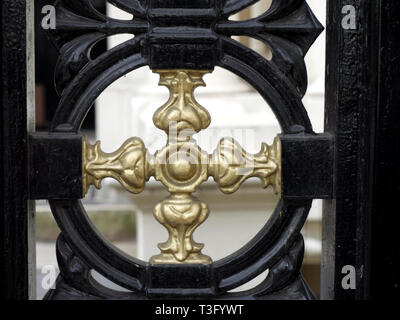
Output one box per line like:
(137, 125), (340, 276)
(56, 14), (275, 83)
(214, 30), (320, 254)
(82, 70), (281, 265)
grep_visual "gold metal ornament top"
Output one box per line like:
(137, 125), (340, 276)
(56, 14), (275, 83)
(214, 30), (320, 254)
(82, 69), (281, 265)
(153, 70), (211, 137)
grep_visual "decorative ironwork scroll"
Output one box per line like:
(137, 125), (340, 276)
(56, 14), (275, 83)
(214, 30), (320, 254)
(43, 0), (323, 300)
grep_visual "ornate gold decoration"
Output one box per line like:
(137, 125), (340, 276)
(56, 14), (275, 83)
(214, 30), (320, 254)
(82, 69), (281, 265)
(153, 70), (211, 137)
(82, 137), (152, 196)
(150, 194), (211, 264)
(209, 137), (281, 194)
(154, 142), (209, 194)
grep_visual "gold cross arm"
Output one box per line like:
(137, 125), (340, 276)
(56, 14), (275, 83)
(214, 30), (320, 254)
(82, 70), (281, 264)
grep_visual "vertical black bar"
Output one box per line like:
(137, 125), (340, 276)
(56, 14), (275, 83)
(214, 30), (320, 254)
(322, 0), (380, 299)
(0, 0), (29, 300)
(370, 0), (400, 299)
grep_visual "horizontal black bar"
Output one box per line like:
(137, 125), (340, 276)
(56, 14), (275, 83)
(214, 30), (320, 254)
(280, 133), (334, 199)
(28, 132), (333, 200)
(28, 133), (83, 200)
(148, 28), (218, 42)
(146, 264), (215, 298)
(148, 8), (217, 19)
(149, 0), (217, 9)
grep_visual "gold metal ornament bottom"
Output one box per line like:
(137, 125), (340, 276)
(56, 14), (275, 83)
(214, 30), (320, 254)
(82, 69), (282, 265)
(150, 194), (211, 264)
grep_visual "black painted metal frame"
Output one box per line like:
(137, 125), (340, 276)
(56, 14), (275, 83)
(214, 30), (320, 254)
(322, 0), (400, 300)
(2, 0), (399, 300)
(33, 0), (326, 300)
(0, 0), (31, 300)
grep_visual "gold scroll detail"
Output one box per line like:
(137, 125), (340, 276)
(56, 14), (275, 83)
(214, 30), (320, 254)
(82, 137), (152, 196)
(81, 69), (281, 265)
(150, 194), (211, 264)
(153, 70), (211, 138)
(209, 137), (281, 195)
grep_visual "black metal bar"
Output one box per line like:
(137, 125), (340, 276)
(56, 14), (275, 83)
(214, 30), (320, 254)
(29, 133), (83, 200)
(280, 133), (334, 200)
(145, 0), (221, 69)
(146, 265), (215, 299)
(370, 0), (400, 299)
(322, 0), (381, 300)
(0, 0), (29, 300)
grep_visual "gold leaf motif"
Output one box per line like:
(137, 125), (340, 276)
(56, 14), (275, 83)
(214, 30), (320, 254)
(153, 70), (211, 137)
(150, 194), (211, 264)
(82, 137), (151, 196)
(209, 137), (281, 194)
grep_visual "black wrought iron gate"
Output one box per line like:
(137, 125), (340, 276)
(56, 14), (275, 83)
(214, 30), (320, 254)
(1, 0), (399, 300)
